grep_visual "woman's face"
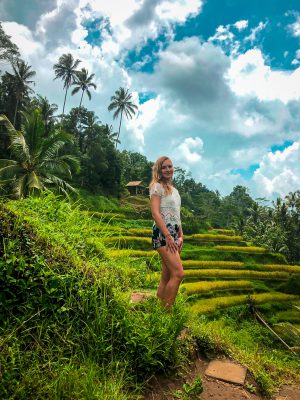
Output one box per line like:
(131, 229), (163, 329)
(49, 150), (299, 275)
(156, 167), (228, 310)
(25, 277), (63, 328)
(161, 159), (174, 180)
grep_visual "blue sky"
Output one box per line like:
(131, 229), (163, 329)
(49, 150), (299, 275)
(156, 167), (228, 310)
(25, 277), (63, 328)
(1, 0), (300, 199)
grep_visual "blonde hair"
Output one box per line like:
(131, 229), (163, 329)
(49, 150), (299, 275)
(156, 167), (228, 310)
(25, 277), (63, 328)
(150, 156), (173, 196)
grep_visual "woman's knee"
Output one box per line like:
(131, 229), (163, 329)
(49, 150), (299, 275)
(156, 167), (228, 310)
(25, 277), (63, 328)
(172, 265), (184, 282)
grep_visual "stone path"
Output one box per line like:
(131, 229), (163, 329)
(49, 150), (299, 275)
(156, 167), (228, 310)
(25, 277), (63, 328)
(205, 359), (247, 385)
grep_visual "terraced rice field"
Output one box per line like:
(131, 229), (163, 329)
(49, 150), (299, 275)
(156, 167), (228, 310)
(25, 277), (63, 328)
(89, 212), (300, 324)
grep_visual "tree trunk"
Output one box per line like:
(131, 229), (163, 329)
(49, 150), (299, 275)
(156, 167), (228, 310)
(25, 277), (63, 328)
(116, 110), (123, 149)
(13, 97), (20, 127)
(79, 89), (84, 109)
(62, 86), (69, 115)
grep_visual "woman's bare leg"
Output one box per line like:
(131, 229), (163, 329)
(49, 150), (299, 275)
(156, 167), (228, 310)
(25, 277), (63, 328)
(157, 247), (184, 310)
(157, 259), (170, 302)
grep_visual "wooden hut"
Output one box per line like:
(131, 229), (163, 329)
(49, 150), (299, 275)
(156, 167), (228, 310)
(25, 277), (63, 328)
(125, 181), (146, 195)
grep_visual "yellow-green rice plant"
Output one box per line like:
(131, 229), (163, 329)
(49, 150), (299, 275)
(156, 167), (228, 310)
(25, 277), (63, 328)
(190, 292), (299, 314)
(185, 234), (243, 241)
(128, 228), (152, 236)
(182, 280), (252, 295)
(210, 229), (235, 235)
(92, 225), (126, 234)
(82, 211), (126, 220)
(182, 260), (244, 269)
(107, 249), (157, 258)
(183, 269), (289, 280)
(102, 236), (151, 250)
(254, 264), (300, 273)
(215, 245), (267, 253)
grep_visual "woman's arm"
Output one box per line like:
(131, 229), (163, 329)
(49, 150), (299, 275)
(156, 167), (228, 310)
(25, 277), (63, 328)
(150, 195), (178, 253)
(177, 225), (184, 252)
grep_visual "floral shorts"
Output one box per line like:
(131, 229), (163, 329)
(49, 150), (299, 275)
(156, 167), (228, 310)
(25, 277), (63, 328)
(152, 223), (180, 250)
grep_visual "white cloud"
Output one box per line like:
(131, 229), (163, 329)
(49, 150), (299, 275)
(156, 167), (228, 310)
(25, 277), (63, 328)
(245, 21), (267, 43)
(234, 20), (248, 31)
(2, 22), (43, 57)
(177, 136), (203, 163)
(289, 15), (300, 37)
(253, 142), (300, 197)
(232, 147), (265, 167)
(155, 0), (201, 23)
(208, 25), (234, 42)
(227, 49), (300, 104)
(127, 95), (160, 150)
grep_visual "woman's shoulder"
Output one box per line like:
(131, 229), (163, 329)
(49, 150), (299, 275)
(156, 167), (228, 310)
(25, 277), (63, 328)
(149, 182), (164, 197)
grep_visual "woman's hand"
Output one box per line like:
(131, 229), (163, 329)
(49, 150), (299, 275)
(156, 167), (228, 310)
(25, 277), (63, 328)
(165, 234), (177, 253)
(177, 236), (184, 252)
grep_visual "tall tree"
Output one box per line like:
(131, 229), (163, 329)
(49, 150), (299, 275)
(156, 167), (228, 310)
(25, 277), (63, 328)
(108, 87), (138, 147)
(6, 60), (36, 126)
(0, 111), (79, 198)
(71, 68), (96, 109)
(104, 124), (120, 147)
(30, 95), (58, 136)
(53, 53), (81, 115)
(0, 22), (20, 66)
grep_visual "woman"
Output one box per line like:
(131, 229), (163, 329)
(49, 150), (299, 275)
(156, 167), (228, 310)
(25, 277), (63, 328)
(149, 156), (184, 310)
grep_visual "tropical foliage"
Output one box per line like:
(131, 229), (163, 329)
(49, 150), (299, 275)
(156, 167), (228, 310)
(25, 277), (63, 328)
(108, 87), (138, 147)
(0, 111), (79, 197)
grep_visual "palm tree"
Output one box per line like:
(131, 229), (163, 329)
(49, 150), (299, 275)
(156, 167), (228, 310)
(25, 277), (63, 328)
(108, 87), (138, 147)
(104, 124), (120, 147)
(33, 95), (58, 136)
(0, 111), (80, 198)
(71, 68), (96, 109)
(53, 53), (81, 115)
(7, 60), (36, 126)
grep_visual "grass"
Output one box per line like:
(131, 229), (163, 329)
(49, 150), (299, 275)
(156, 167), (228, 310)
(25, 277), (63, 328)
(0, 195), (188, 399)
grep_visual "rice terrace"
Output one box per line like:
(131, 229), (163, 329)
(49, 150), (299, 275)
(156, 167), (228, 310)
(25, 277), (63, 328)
(1, 192), (299, 399)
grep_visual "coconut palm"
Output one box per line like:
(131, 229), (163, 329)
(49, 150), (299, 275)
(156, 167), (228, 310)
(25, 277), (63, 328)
(6, 60), (36, 126)
(108, 87), (138, 148)
(53, 53), (81, 115)
(71, 68), (96, 109)
(0, 111), (80, 198)
(104, 124), (120, 146)
(32, 95), (58, 136)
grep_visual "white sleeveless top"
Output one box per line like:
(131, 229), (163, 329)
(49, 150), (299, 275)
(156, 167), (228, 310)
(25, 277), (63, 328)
(149, 182), (181, 226)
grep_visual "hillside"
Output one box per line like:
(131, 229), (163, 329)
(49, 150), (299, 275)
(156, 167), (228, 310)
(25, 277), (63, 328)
(1, 194), (300, 399)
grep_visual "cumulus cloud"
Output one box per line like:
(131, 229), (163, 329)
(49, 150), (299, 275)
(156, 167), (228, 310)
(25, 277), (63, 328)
(245, 21), (267, 43)
(148, 38), (235, 128)
(2, 22), (43, 57)
(288, 14), (300, 37)
(0, 0), (57, 29)
(234, 20), (248, 31)
(253, 142), (300, 197)
(227, 48), (300, 104)
(177, 137), (203, 162)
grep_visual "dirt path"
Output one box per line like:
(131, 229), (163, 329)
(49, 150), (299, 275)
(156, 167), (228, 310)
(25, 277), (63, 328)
(143, 356), (300, 400)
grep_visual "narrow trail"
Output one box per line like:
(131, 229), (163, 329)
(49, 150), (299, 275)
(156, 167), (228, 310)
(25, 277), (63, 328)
(143, 355), (300, 400)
